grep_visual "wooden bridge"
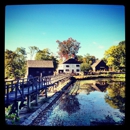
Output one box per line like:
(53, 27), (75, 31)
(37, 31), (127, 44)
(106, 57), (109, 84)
(5, 73), (72, 117)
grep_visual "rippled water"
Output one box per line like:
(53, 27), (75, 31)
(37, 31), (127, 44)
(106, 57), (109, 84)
(38, 78), (125, 126)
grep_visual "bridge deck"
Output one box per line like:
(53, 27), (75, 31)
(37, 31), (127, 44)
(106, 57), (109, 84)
(5, 74), (71, 106)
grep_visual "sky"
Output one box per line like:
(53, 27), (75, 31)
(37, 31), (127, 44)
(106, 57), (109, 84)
(5, 4), (125, 60)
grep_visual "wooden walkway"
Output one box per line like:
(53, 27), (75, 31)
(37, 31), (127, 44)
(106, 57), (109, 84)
(5, 73), (72, 116)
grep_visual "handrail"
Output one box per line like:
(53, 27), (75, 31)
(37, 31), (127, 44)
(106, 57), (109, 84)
(5, 73), (72, 104)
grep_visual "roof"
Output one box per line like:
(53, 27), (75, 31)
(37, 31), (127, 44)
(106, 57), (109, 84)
(63, 58), (81, 64)
(91, 60), (102, 68)
(27, 60), (54, 68)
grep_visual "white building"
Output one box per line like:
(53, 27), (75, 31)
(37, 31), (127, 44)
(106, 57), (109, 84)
(57, 58), (81, 75)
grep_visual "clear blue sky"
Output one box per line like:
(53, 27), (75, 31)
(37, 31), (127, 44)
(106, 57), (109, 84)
(5, 4), (125, 60)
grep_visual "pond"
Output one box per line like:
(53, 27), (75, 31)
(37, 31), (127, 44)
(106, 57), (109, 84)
(37, 78), (125, 126)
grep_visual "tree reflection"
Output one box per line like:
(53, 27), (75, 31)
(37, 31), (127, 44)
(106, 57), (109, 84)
(58, 83), (80, 115)
(58, 80), (125, 116)
(104, 81), (125, 113)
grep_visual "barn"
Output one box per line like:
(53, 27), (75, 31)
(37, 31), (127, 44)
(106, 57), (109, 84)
(26, 60), (54, 77)
(91, 60), (109, 72)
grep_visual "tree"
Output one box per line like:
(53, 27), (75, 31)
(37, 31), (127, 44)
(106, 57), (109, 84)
(104, 41), (125, 71)
(83, 53), (97, 65)
(5, 49), (17, 78)
(118, 41), (125, 68)
(76, 55), (84, 63)
(5, 47), (27, 79)
(35, 48), (52, 60)
(35, 48), (59, 71)
(80, 63), (91, 74)
(79, 53), (98, 74)
(28, 46), (39, 60)
(56, 37), (80, 61)
(14, 47), (27, 78)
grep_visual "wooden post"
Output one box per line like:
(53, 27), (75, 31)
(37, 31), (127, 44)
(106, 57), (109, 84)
(16, 101), (20, 118)
(39, 76), (41, 89)
(22, 79), (24, 97)
(40, 72), (42, 78)
(27, 95), (31, 111)
(35, 93), (38, 106)
(15, 80), (19, 100)
(28, 78), (30, 95)
(6, 84), (9, 105)
(35, 80), (38, 106)
(11, 81), (13, 91)
(45, 88), (47, 98)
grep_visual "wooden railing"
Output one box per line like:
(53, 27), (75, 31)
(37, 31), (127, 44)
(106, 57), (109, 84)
(5, 73), (72, 107)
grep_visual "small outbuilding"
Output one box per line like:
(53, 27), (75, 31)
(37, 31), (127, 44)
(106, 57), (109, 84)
(91, 60), (109, 72)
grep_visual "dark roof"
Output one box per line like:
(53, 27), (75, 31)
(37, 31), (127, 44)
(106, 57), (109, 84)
(63, 58), (81, 64)
(91, 60), (102, 68)
(27, 60), (54, 68)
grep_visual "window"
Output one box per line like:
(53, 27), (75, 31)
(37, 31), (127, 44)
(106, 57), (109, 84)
(66, 65), (69, 67)
(76, 65), (79, 67)
(65, 69), (69, 71)
(43, 71), (45, 73)
(36, 71), (39, 73)
(100, 67), (105, 68)
(48, 71), (51, 73)
(76, 69), (79, 72)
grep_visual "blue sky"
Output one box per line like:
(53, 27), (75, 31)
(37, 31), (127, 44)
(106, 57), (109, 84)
(5, 4), (125, 60)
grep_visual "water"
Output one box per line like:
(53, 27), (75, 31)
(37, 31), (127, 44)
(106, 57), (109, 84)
(38, 78), (125, 126)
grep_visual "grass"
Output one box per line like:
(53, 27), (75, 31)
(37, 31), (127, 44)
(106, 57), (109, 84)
(74, 73), (125, 80)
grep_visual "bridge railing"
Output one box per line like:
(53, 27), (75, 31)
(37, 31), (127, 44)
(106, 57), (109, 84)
(5, 73), (72, 104)
(5, 76), (39, 104)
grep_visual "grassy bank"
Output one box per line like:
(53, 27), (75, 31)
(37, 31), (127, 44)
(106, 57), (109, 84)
(73, 73), (125, 80)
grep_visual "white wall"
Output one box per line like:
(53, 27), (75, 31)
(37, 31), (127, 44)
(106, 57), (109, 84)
(57, 63), (80, 74)
(57, 64), (63, 73)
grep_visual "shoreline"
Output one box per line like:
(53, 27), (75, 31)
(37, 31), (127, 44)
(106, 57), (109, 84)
(73, 74), (125, 80)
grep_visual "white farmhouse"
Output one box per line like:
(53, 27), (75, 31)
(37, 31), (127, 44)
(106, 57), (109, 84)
(57, 58), (81, 75)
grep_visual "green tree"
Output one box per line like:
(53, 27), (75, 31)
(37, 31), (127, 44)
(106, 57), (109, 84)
(83, 53), (97, 65)
(35, 48), (52, 60)
(80, 63), (91, 73)
(35, 48), (58, 71)
(79, 53), (97, 74)
(5, 49), (17, 79)
(5, 47), (27, 79)
(76, 55), (84, 63)
(118, 41), (125, 68)
(104, 41), (125, 71)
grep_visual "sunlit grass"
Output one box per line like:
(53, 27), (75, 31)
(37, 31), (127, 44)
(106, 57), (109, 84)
(74, 73), (125, 79)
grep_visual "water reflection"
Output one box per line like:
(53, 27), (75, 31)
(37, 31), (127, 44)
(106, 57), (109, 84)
(95, 81), (109, 92)
(80, 80), (109, 94)
(58, 83), (80, 115)
(81, 79), (125, 114)
(105, 81), (125, 113)
(38, 78), (125, 126)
